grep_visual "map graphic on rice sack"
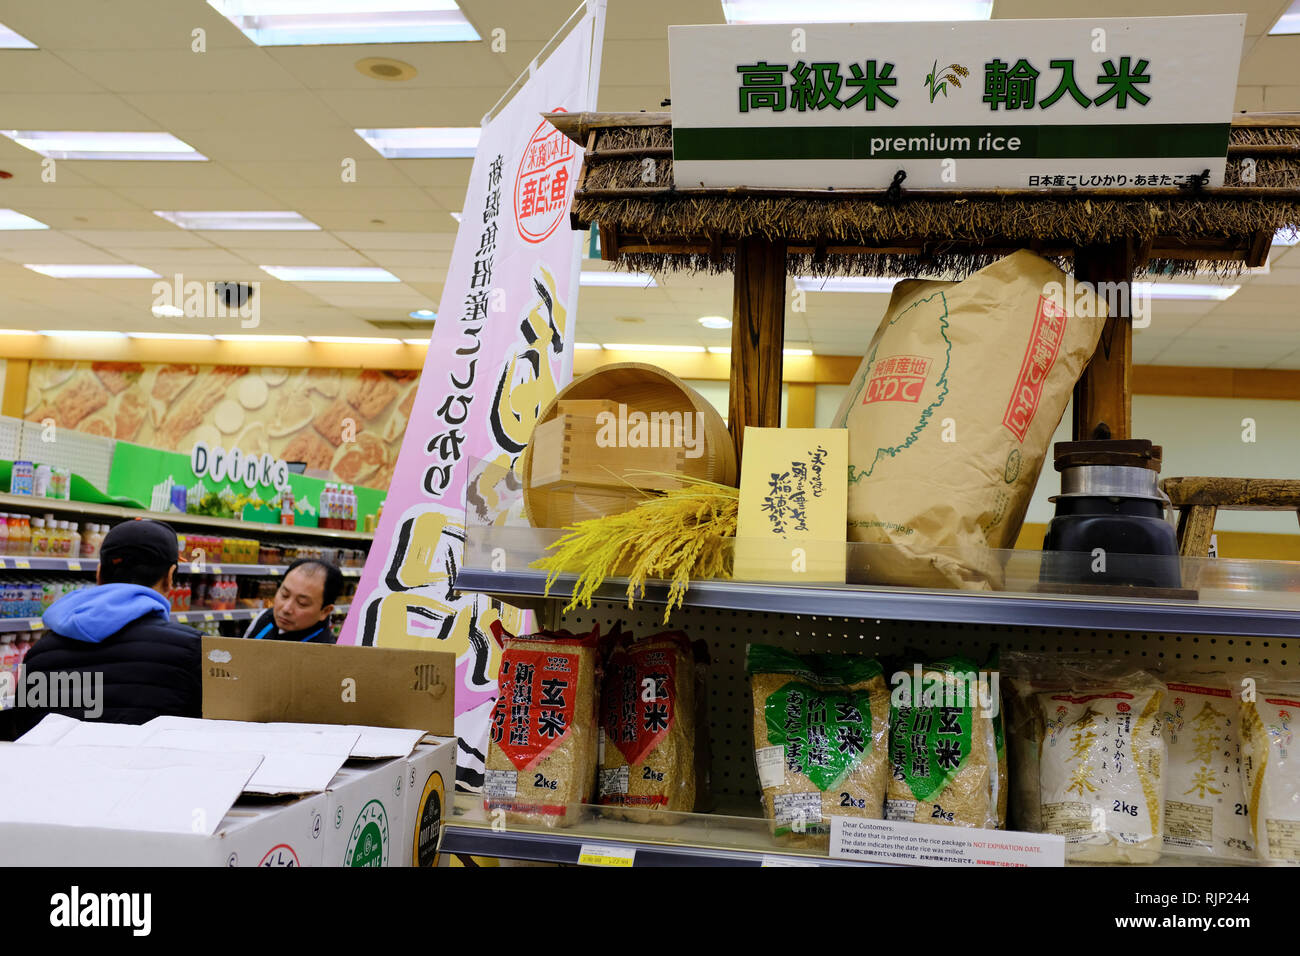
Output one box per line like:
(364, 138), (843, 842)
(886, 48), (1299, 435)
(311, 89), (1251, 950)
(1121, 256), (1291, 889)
(836, 290), (952, 482)
(24, 361), (420, 487)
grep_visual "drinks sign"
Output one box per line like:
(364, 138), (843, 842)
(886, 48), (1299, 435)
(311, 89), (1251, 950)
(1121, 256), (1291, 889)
(191, 441), (290, 492)
(669, 16), (1244, 190)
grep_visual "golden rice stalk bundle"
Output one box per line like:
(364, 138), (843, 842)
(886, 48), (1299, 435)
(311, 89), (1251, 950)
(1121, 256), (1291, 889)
(530, 476), (738, 624)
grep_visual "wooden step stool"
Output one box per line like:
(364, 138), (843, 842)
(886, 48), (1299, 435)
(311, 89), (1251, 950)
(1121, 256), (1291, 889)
(1159, 477), (1300, 557)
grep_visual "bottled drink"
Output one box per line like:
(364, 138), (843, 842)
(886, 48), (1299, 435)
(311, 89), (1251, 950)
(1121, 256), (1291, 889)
(30, 518), (47, 557)
(68, 523), (81, 559)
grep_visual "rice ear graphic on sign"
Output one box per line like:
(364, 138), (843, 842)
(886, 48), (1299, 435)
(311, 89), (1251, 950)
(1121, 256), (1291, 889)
(924, 60), (968, 102)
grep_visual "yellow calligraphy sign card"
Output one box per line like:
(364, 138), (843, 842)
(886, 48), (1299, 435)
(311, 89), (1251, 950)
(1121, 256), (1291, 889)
(734, 427), (847, 584)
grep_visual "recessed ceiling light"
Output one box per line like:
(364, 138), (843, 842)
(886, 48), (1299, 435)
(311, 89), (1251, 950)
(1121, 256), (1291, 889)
(409, 309), (436, 319)
(1271, 1), (1300, 34)
(722, 0), (992, 22)
(128, 332), (215, 341)
(260, 266), (399, 282)
(308, 336), (401, 344)
(580, 272), (658, 288)
(355, 56), (418, 81)
(151, 305), (185, 318)
(0, 23), (36, 48)
(602, 343), (706, 353)
(794, 276), (901, 293)
(39, 330), (127, 339)
(574, 342), (603, 350)
(1133, 282), (1240, 301)
(207, 1), (479, 46)
(0, 209), (48, 230)
(355, 127), (479, 159)
(698, 315), (731, 330)
(154, 210), (320, 231)
(24, 264), (160, 278)
(214, 334), (308, 343)
(1, 131), (206, 161)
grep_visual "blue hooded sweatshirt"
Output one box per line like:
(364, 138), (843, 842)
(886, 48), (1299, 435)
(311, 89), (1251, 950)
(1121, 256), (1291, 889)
(43, 583), (172, 643)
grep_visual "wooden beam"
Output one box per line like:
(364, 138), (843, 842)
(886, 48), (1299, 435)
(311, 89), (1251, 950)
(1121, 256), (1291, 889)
(729, 237), (787, 463)
(575, 185), (1300, 200)
(1072, 238), (1137, 440)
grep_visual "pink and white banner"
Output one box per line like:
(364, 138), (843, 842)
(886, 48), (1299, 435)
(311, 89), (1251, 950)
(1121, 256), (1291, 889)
(338, 5), (603, 792)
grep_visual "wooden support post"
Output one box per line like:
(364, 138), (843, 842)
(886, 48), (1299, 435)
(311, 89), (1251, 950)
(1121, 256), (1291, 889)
(1072, 238), (1137, 441)
(729, 237), (787, 463)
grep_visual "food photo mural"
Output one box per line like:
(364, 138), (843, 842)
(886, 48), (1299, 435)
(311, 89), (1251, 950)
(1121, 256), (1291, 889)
(23, 360), (420, 487)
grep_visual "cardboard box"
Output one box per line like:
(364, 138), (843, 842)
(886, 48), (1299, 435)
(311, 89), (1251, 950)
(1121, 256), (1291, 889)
(402, 740), (455, 867)
(201, 637), (455, 737)
(0, 742), (329, 866)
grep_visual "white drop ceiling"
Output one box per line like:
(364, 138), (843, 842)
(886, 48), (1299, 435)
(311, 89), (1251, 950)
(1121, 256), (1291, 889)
(0, 0), (1297, 367)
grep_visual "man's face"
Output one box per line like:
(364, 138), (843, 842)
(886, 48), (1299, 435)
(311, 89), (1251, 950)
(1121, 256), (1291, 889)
(273, 566), (331, 633)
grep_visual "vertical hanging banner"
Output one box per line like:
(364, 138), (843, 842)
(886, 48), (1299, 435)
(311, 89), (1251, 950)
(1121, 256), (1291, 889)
(339, 3), (605, 794)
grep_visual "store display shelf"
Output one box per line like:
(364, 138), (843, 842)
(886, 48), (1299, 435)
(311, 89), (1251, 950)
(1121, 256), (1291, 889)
(0, 493), (373, 543)
(0, 556), (98, 572)
(457, 567), (1300, 639)
(0, 617), (45, 633)
(442, 797), (870, 867)
(0, 604), (351, 631)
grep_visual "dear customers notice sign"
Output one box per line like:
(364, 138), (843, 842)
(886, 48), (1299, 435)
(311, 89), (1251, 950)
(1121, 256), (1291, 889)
(669, 16), (1244, 189)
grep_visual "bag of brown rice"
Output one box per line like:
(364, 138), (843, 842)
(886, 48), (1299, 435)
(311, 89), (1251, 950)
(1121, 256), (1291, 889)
(831, 250), (1106, 590)
(747, 645), (890, 849)
(1238, 683), (1300, 865)
(1034, 672), (1167, 863)
(885, 657), (997, 829)
(1160, 679), (1254, 861)
(597, 631), (696, 822)
(484, 623), (600, 829)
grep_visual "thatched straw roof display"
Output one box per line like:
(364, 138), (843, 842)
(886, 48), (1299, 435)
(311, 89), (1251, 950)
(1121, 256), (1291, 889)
(550, 112), (1300, 279)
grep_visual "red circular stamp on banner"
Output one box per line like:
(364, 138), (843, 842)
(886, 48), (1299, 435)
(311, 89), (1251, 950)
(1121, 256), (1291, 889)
(514, 108), (575, 244)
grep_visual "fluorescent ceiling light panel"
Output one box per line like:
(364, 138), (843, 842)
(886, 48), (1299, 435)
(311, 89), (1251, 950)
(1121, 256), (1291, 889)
(1270, 1), (1300, 34)
(355, 127), (478, 159)
(0, 329), (37, 335)
(403, 337), (431, 345)
(154, 210), (319, 231)
(207, 0), (479, 45)
(1, 130), (206, 161)
(214, 334), (308, 342)
(0, 209), (48, 230)
(151, 305), (185, 318)
(709, 346), (812, 356)
(260, 266), (399, 282)
(0, 23), (36, 48)
(580, 272), (658, 288)
(1132, 282), (1240, 301)
(24, 264), (160, 278)
(449, 212), (463, 223)
(794, 276), (900, 293)
(308, 336), (400, 344)
(574, 342), (603, 350)
(698, 315), (732, 329)
(722, 0), (992, 23)
(409, 309), (436, 319)
(39, 330), (127, 339)
(128, 332), (216, 341)
(602, 343), (705, 353)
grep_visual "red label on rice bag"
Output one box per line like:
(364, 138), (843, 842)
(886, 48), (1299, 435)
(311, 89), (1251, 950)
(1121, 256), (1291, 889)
(862, 354), (932, 405)
(490, 649), (579, 770)
(1003, 295), (1067, 442)
(601, 644), (676, 766)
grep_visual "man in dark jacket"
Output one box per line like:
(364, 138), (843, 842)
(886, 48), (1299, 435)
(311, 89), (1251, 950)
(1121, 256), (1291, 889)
(15, 519), (200, 733)
(240, 557), (341, 644)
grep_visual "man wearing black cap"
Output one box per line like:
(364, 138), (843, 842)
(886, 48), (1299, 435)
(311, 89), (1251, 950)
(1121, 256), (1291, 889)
(15, 518), (201, 732)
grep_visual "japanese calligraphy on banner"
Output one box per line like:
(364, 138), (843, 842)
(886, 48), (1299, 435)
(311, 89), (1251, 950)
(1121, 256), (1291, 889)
(734, 427), (847, 583)
(669, 16), (1244, 189)
(338, 5), (604, 794)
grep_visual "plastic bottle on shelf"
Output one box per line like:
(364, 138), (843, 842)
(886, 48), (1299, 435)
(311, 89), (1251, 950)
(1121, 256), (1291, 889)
(0, 513), (8, 557)
(280, 489), (295, 527)
(68, 523), (82, 560)
(15, 516), (30, 557)
(0, 635), (16, 690)
(29, 518), (47, 558)
(52, 521), (66, 557)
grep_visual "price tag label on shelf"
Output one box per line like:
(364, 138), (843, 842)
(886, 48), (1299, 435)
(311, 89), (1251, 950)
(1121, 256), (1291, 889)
(268, 567), (281, 575)
(222, 612), (233, 621)
(30, 619), (43, 629)
(577, 844), (636, 868)
(203, 613), (215, 622)
(210, 565), (222, 574)
(0, 559), (7, 569)
(15, 560), (30, 570)
(760, 855), (819, 867)
(67, 560), (81, 572)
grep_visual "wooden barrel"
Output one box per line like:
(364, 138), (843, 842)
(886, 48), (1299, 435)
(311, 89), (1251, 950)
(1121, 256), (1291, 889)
(521, 362), (737, 528)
